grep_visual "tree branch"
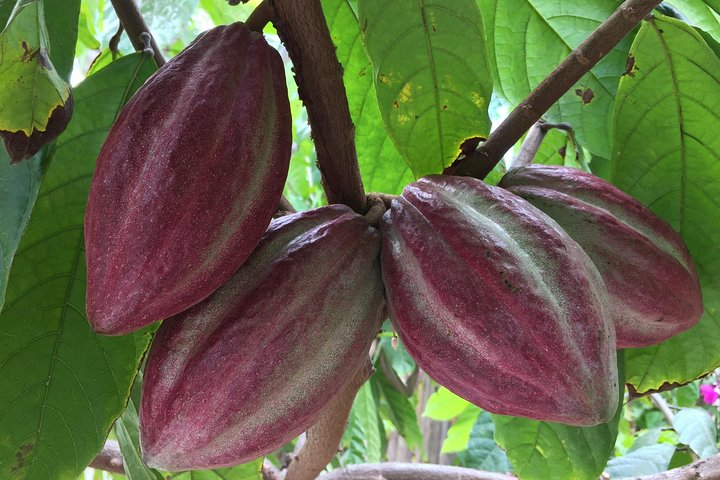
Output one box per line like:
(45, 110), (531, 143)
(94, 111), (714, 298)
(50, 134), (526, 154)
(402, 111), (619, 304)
(639, 454), (720, 479)
(246, 1), (272, 32)
(89, 440), (124, 474)
(453, 0), (662, 179)
(269, 0), (367, 213)
(320, 463), (517, 480)
(109, 0), (166, 67)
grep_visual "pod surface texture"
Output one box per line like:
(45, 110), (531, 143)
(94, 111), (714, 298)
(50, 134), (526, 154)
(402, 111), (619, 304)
(85, 22), (291, 335)
(382, 175), (618, 426)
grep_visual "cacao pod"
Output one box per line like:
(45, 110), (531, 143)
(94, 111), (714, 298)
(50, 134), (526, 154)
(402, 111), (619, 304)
(140, 205), (384, 470)
(499, 165), (703, 348)
(84, 22), (291, 335)
(381, 175), (618, 426)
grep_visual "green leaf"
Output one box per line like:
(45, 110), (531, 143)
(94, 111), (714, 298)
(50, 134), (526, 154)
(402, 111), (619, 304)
(0, 1), (71, 134)
(492, 353), (625, 480)
(0, 53), (156, 480)
(0, 0), (80, 81)
(43, 0), (80, 81)
(604, 444), (676, 478)
(628, 428), (661, 452)
(358, 0), (493, 178)
(461, 411), (510, 472)
(440, 405), (481, 454)
(115, 373), (163, 480)
(673, 407), (718, 458)
(372, 367), (423, 451)
(479, 0), (629, 158)
(170, 461), (263, 480)
(665, 0), (720, 41)
(352, 382), (382, 463)
(611, 15), (720, 393)
(0, 151), (44, 311)
(322, 0), (413, 194)
(423, 387), (471, 421)
(672, 382), (701, 407)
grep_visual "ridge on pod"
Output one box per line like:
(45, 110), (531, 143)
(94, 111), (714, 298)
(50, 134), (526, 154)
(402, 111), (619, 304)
(84, 22), (291, 335)
(499, 164), (703, 348)
(381, 175), (618, 426)
(140, 205), (385, 471)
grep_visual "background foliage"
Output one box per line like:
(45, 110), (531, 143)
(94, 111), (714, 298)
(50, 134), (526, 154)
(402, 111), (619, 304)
(0, 0), (719, 479)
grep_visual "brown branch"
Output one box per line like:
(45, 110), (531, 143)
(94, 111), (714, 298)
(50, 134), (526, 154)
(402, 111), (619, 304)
(247, 1), (273, 32)
(453, 0), (662, 179)
(511, 121), (574, 169)
(269, 0), (367, 213)
(89, 440), (124, 474)
(285, 361), (374, 480)
(320, 463), (517, 480)
(109, 0), (166, 67)
(639, 454), (720, 479)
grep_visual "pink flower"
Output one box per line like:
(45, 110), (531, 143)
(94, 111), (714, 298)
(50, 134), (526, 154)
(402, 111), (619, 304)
(700, 384), (718, 405)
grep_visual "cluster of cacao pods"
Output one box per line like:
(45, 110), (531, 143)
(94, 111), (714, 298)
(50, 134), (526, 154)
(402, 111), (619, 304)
(84, 22), (703, 471)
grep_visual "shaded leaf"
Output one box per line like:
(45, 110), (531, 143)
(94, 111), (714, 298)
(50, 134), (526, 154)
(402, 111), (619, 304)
(673, 407), (718, 458)
(604, 444), (676, 478)
(492, 353), (625, 480)
(461, 411), (510, 472)
(372, 366), (423, 450)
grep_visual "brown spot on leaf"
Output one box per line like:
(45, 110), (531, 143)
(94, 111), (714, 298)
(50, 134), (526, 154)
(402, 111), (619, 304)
(558, 146), (567, 159)
(442, 104), (448, 110)
(575, 88), (595, 105)
(623, 55), (637, 77)
(20, 41), (40, 63)
(11, 443), (34, 472)
(393, 100), (399, 108)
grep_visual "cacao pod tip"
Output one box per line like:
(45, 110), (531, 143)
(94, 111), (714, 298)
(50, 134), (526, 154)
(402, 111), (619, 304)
(499, 164), (703, 348)
(139, 206), (384, 470)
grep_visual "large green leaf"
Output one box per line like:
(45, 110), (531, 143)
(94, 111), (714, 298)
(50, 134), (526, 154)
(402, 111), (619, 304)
(0, 152), (43, 311)
(358, 0), (493, 178)
(604, 444), (676, 478)
(0, 0), (80, 308)
(0, 53), (156, 480)
(492, 354), (625, 480)
(0, 0), (80, 81)
(666, 0), (720, 41)
(673, 407), (718, 458)
(372, 365), (423, 451)
(462, 411), (510, 472)
(479, 0), (628, 159)
(322, 0), (413, 194)
(611, 15), (720, 393)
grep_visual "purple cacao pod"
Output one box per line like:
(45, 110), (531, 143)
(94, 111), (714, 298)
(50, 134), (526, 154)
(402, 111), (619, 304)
(382, 175), (618, 426)
(499, 165), (703, 348)
(140, 205), (384, 470)
(84, 22), (291, 335)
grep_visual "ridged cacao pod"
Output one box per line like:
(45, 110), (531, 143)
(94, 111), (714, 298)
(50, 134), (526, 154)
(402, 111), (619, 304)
(499, 165), (703, 348)
(382, 175), (618, 426)
(84, 22), (291, 335)
(140, 205), (384, 470)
